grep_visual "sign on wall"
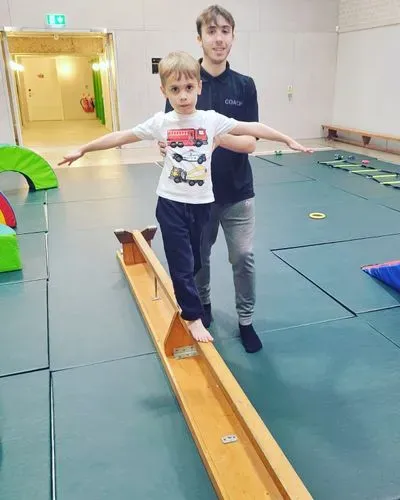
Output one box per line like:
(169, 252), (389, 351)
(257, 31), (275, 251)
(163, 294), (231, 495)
(45, 14), (66, 28)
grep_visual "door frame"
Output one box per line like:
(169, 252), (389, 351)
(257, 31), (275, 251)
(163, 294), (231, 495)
(0, 28), (120, 146)
(1, 31), (23, 144)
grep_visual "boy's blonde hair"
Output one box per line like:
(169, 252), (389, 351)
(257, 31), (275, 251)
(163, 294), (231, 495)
(158, 51), (201, 87)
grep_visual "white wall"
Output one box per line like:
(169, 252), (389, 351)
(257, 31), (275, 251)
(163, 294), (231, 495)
(56, 56), (96, 121)
(19, 56), (64, 121)
(0, 51), (14, 144)
(15, 55), (95, 122)
(0, 0), (11, 26)
(0, 0), (339, 144)
(339, 0), (400, 32)
(333, 0), (400, 136)
(14, 63), (29, 126)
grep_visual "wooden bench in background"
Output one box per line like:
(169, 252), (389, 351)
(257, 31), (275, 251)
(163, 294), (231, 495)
(322, 124), (400, 155)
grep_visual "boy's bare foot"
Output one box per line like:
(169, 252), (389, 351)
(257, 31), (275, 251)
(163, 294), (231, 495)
(188, 319), (214, 342)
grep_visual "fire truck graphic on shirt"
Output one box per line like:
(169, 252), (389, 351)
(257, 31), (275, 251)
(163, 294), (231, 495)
(167, 128), (208, 148)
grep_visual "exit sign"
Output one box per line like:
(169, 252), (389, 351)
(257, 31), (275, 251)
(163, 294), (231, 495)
(45, 14), (66, 27)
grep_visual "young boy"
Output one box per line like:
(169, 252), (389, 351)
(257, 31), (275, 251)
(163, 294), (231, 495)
(59, 51), (312, 343)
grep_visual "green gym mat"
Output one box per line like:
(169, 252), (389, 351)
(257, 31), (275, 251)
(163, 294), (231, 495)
(47, 192), (158, 234)
(217, 317), (400, 500)
(47, 224), (160, 370)
(250, 156), (313, 185)
(360, 308), (400, 348)
(47, 208), (165, 277)
(13, 203), (47, 234)
(204, 235), (351, 342)
(253, 178), (362, 212)
(375, 194), (400, 213)
(52, 355), (216, 499)
(47, 163), (161, 204)
(256, 152), (396, 201)
(0, 233), (47, 286)
(2, 189), (46, 205)
(0, 370), (50, 499)
(256, 195), (400, 249)
(48, 272), (155, 370)
(7, 189), (46, 205)
(0, 280), (48, 377)
(259, 149), (376, 167)
(275, 234), (400, 313)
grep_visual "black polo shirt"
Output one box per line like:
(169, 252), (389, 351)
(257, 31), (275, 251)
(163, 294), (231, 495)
(165, 61), (259, 204)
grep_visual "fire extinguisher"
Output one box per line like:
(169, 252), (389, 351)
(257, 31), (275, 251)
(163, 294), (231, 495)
(80, 94), (95, 113)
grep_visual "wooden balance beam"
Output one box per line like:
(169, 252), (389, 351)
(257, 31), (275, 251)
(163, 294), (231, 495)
(114, 227), (313, 500)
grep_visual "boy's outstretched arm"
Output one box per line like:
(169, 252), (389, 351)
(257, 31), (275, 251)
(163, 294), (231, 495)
(230, 122), (313, 153)
(214, 134), (256, 153)
(58, 130), (141, 166)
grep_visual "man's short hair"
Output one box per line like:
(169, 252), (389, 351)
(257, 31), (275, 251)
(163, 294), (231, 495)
(158, 51), (201, 87)
(196, 4), (235, 37)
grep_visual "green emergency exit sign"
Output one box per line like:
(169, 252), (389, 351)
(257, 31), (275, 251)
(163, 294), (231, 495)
(45, 14), (66, 27)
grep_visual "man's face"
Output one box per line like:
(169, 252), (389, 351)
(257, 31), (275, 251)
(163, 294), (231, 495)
(161, 74), (202, 115)
(198, 15), (234, 64)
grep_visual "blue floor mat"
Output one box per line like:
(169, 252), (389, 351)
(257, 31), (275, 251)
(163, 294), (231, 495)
(257, 196), (400, 250)
(250, 156), (313, 185)
(0, 280), (48, 377)
(254, 178), (364, 211)
(0, 370), (50, 499)
(217, 317), (400, 500)
(204, 234), (351, 342)
(13, 203), (47, 235)
(53, 356), (216, 500)
(47, 163), (161, 203)
(275, 234), (400, 313)
(47, 193), (158, 234)
(360, 308), (400, 348)
(256, 152), (398, 200)
(48, 271), (155, 370)
(47, 224), (162, 370)
(0, 233), (47, 286)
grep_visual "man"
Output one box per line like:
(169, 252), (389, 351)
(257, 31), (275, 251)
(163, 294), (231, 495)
(166, 5), (262, 353)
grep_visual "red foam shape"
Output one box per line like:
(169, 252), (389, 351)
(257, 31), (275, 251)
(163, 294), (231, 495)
(0, 191), (17, 228)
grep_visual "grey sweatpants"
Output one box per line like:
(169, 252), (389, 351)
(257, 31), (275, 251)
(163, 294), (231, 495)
(195, 198), (255, 326)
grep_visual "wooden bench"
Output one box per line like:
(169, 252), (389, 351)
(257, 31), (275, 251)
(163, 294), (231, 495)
(114, 227), (313, 500)
(321, 125), (400, 154)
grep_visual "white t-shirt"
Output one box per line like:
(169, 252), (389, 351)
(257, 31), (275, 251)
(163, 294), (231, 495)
(132, 110), (237, 204)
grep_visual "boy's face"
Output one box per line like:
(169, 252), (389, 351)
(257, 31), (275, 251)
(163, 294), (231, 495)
(161, 74), (202, 115)
(198, 15), (234, 65)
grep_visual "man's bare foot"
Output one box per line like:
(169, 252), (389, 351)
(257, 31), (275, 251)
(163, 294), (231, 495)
(188, 319), (214, 342)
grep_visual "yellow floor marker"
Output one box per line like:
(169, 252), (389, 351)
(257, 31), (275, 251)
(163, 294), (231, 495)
(381, 180), (400, 185)
(372, 174), (397, 179)
(114, 227), (313, 500)
(309, 212), (326, 219)
(351, 169), (379, 174)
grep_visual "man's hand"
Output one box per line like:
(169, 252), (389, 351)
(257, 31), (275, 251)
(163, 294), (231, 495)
(212, 135), (221, 152)
(58, 149), (84, 166)
(158, 141), (167, 158)
(287, 139), (313, 154)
